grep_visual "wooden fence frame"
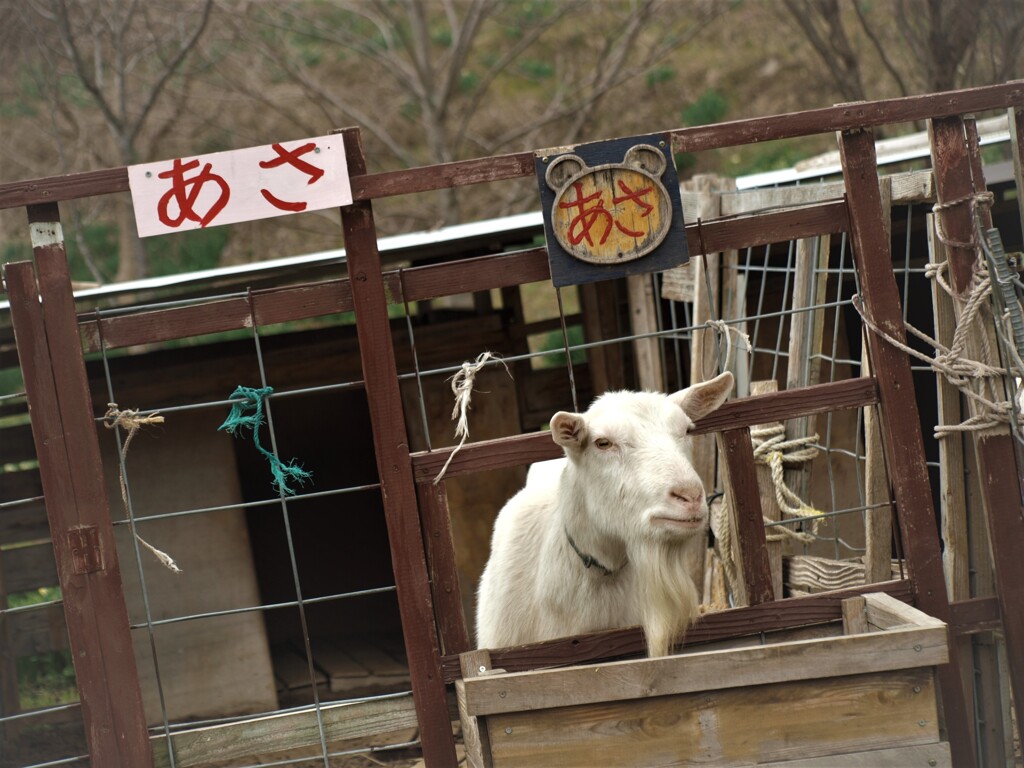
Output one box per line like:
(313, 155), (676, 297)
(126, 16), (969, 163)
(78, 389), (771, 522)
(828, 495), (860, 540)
(1, 81), (1023, 767)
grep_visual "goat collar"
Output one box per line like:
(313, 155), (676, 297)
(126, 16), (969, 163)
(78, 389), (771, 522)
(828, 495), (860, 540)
(564, 527), (618, 576)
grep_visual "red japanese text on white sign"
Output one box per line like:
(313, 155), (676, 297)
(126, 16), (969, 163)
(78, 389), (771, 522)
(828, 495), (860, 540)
(127, 136), (352, 238)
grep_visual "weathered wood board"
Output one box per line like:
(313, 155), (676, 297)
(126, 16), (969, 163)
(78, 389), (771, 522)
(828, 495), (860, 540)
(460, 593), (949, 768)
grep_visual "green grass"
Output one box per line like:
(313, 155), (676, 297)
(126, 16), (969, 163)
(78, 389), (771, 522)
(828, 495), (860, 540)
(7, 586), (79, 710)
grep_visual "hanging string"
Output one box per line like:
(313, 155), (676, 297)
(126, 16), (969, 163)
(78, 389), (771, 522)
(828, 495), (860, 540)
(433, 352), (511, 485)
(104, 405), (181, 573)
(218, 386), (312, 495)
(702, 319), (751, 380)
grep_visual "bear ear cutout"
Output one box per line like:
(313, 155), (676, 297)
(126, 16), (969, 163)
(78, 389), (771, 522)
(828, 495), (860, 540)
(545, 154), (586, 191)
(623, 144), (667, 177)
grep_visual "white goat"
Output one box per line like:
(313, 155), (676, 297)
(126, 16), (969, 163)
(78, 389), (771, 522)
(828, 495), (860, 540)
(475, 372), (733, 657)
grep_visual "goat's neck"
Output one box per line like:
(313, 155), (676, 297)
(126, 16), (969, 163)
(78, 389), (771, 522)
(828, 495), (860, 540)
(556, 469), (628, 574)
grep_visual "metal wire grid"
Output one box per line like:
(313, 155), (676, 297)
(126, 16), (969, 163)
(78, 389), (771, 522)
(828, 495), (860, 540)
(0, 297), (421, 768)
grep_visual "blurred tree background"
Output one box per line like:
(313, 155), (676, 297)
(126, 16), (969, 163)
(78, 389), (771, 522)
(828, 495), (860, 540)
(1, 0), (1021, 282)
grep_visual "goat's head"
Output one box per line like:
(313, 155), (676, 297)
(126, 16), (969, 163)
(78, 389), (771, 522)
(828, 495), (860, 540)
(550, 372), (733, 545)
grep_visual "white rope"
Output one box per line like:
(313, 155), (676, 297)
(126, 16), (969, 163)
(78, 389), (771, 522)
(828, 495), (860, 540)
(433, 352), (511, 485)
(750, 423), (824, 523)
(702, 319), (751, 380)
(104, 405), (181, 573)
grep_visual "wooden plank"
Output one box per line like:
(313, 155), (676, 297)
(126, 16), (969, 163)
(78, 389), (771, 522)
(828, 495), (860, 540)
(723, 170), (934, 215)
(750, 380), (783, 598)
(718, 428), (773, 605)
(272, 646), (326, 691)
(416, 481), (471, 658)
(927, 216), (970, 602)
(150, 693), (421, 768)
(783, 235), (826, 505)
(0, 498), (50, 547)
(441, 578), (915, 681)
(841, 595), (868, 635)
(483, 669), (940, 767)
(861, 342), (893, 585)
(8, 236), (152, 768)
(930, 114), (1024, 757)
(863, 591), (946, 631)
(577, 280), (625, 394)
(412, 377), (879, 481)
(0, 422), (34, 466)
(948, 596), (1001, 635)
(458, 649), (494, 768)
(78, 202), (847, 355)
(673, 79), (1024, 154)
(1011, 107), (1024, 243)
(760, 743), (951, 767)
(462, 621), (946, 717)
(626, 273), (663, 390)
(4, 81), (1021, 209)
(338, 128), (457, 766)
(786, 556), (891, 594)
(839, 127), (976, 768)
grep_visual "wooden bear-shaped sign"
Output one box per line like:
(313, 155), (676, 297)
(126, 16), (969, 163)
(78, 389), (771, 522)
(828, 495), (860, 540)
(535, 133), (687, 287)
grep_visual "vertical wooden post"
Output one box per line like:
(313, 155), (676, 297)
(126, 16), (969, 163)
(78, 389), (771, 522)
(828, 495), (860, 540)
(749, 380), (783, 597)
(417, 481), (471, 657)
(784, 234), (830, 503)
(926, 218), (970, 603)
(838, 127), (976, 768)
(861, 337), (893, 586)
(1009, 107), (1024, 244)
(578, 281), (625, 394)
(717, 427), (774, 606)
(929, 113), (1024, 767)
(626, 273), (663, 390)
(5, 203), (153, 767)
(337, 128), (457, 766)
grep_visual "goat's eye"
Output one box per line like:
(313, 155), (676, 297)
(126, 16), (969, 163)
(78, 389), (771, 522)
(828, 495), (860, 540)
(594, 437), (613, 449)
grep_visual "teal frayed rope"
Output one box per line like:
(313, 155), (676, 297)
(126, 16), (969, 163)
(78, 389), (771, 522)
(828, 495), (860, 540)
(219, 386), (312, 496)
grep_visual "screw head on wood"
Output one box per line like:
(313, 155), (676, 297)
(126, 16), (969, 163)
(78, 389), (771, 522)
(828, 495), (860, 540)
(505, 727), (513, 734)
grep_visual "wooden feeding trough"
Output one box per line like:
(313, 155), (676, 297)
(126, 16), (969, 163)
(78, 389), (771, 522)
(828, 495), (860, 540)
(457, 593), (951, 767)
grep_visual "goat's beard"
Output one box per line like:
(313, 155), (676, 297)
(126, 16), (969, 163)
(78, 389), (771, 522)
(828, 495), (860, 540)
(634, 538), (701, 657)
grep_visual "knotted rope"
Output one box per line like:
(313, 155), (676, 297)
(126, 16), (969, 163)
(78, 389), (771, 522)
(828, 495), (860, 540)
(750, 423), (824, 523)
(433, 352), (510, 485)
(218, 386), (312, 495)
(702, 320), (751, 380)
(104, 405), (180, 573)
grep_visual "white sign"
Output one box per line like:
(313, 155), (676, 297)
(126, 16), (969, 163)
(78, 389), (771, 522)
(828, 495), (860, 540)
(127, 135), (352, 237)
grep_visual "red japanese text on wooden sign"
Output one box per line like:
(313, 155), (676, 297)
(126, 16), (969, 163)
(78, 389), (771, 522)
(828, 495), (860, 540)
(536, 133), (687, 287)
(127, 135), (351, 238)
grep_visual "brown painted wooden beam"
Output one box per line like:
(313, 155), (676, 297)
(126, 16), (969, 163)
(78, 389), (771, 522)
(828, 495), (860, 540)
(2, 81), (1022, 209)
(337, 129), (458, 767)
(411, 377), (878, 482)
(839, 126), (977, 768)
(442, 579), (916, 681)
(929, 113), (1024, 758)
(6, 204), (153, 767)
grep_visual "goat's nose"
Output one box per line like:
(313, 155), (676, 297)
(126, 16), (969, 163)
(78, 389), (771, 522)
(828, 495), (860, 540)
(669, 485), (704, 505)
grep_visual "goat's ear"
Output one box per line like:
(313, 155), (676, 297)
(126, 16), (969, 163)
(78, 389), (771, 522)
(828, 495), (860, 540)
(550, 412), (587, 450)
(671, 371), (734, 421)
